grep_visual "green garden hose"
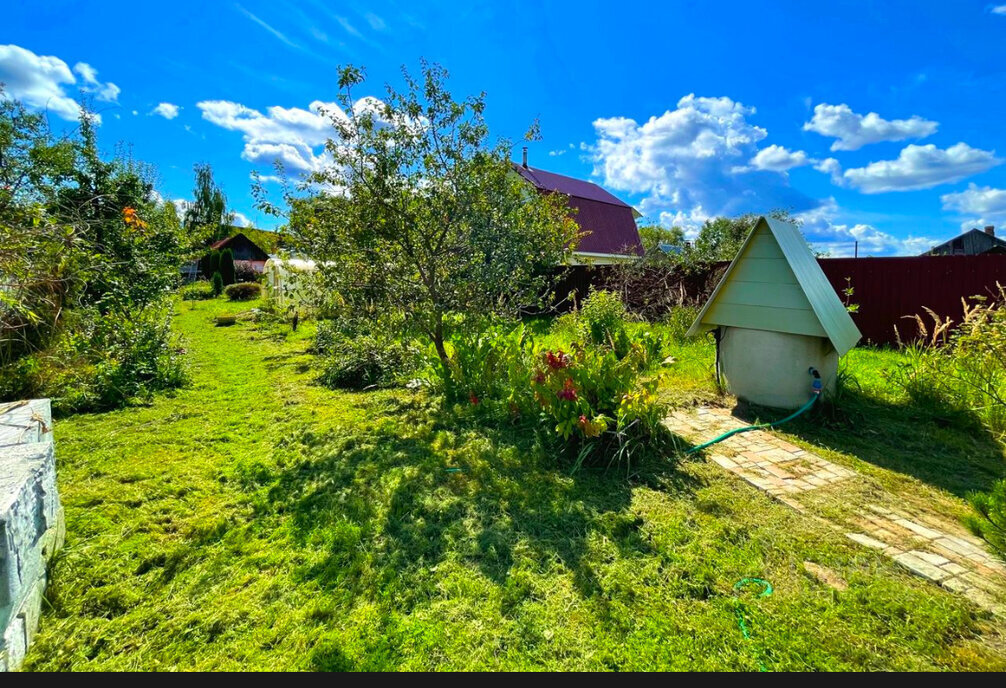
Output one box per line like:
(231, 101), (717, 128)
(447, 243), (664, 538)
(733, 578), (774, 672)
(685, 368), (823, 455)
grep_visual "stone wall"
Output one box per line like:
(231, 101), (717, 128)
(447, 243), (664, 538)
(0, 400), (64, 672)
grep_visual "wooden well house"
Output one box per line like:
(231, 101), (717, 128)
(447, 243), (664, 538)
(687, 216), (862, 409)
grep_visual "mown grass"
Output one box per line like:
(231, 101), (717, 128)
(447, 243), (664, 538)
(23, 298), (1006, 671)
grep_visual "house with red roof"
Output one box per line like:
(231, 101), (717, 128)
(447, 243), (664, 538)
(513, 151), (644, 265)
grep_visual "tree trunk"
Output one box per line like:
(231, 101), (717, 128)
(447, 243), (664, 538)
(432, 315), (454, 395)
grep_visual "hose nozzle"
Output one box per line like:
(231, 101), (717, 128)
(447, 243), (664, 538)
(808, 367), (823, 395)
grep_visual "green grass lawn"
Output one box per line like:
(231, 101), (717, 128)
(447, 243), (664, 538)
(24, 298), (1006, 671)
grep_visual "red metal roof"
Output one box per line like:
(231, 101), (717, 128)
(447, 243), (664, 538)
(513, 164), (643, 256)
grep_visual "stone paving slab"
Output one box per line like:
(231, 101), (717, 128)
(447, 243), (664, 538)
(667, 405), (1006, 617)
(665, 407), (854, 498)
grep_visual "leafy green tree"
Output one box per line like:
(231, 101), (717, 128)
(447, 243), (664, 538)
(284, 62), (579, 375)
(185, 163), (230, 244)
(638, 224), (685, 256)
(220, 248), (235, 286)
(202, 249), (221, 279)
(1, 93), (187, 408)
(211, 272), (224, 297)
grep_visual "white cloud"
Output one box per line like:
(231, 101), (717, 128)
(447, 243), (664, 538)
(797, 198), (937, 256)
(231, 211), (252, 228)
(587, 94), (817, 225)
(365, 13), (386, 30)
(803, 103), (938, 151)
(0, 44), (88, 121)
(198, 97), (394, 176)
(171, 198), (192, 219)
(151, 102), (180, 120)
(744, 144), (810, 173)
(843, 143), (1000, 193)
(992, 5), (1006, 15)
(941, 183), (1006, 229)
(941, 183), (1006, 215)
(235, 4), (300, 49)
(72, 62), (119, 102)
(197, 99), (337, 173)
(814, 157), (843, 185)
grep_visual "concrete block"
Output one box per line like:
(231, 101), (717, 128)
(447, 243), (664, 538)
(0, 400), (62, 672)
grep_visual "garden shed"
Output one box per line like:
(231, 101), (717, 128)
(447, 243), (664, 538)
(687, 216), (861, 408)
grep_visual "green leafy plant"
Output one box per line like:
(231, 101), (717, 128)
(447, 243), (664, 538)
(225, 282), (262, 301)
(318, 330), (417, 390)
(220, 248), (236, 286)
(890, 288), (1006, 436)
(966, 480), (1006, 562)
(578, 289), (631, 356)
(276, 61), (579, 386)
(180, 281), (215, 301)
(211, 272), (225, 297)
(529, 343), (670, 473)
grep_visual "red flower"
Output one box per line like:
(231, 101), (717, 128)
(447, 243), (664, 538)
(557, 378), (578, 401)
(544, 350), (570, 370)
(469, 393), (480, 405)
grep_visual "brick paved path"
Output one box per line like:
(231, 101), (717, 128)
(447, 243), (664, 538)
(665, 406), (1006, 616)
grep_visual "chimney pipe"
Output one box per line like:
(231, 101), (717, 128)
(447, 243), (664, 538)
(985, 225), (995, 237)
(522, 146), (528, 169)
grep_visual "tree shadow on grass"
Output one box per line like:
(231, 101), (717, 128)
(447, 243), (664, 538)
(259, 393), (699, 609)
(729, 387), (1005, 498)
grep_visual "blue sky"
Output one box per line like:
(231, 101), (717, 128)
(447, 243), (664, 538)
(3, 1), (1006, 255)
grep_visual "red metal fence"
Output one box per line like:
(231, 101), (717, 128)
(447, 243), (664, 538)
(818, 255), (1006, 346)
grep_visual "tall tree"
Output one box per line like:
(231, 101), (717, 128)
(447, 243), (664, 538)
(185, 163), (230, 243)
(285, 62), (578, 374)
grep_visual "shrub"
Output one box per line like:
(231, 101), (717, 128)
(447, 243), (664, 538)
(890, 288), (1006, 436)
(43, 307), (186, 413)
(579, 289), (630, 352)
(319, 331), (417, 390)
(966, 480), (1006, 562)
(225, 282), (262, 301)
(234, 261), (261, 283)
(180, 281), (215, 301)
(422, 316), (672, 473)
(663, 305), (700, 342)
(202, 250), (221, 279)
(220, 248), (236, 286)
(211, 272), (224, 297)
(529, 343), (670, 472)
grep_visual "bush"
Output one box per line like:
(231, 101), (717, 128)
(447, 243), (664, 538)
(180, 281), (215, 301)
(966, 480), (1006, 562)
(528, 343), (670, 472)
(422, 316), (672, 473)
(579, 289), (630, 353)
(37, 307), (187, 413)
(234, 261), (261, 283)
(225, 282), (262, 301)
(202, 250), (221, 279)
(663, 305), (700, 342)
(890, 289), (1006, 436)
(220, 248), (235, 286)
(319, 331), (417, 390)
(211, 272), (224, 297)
